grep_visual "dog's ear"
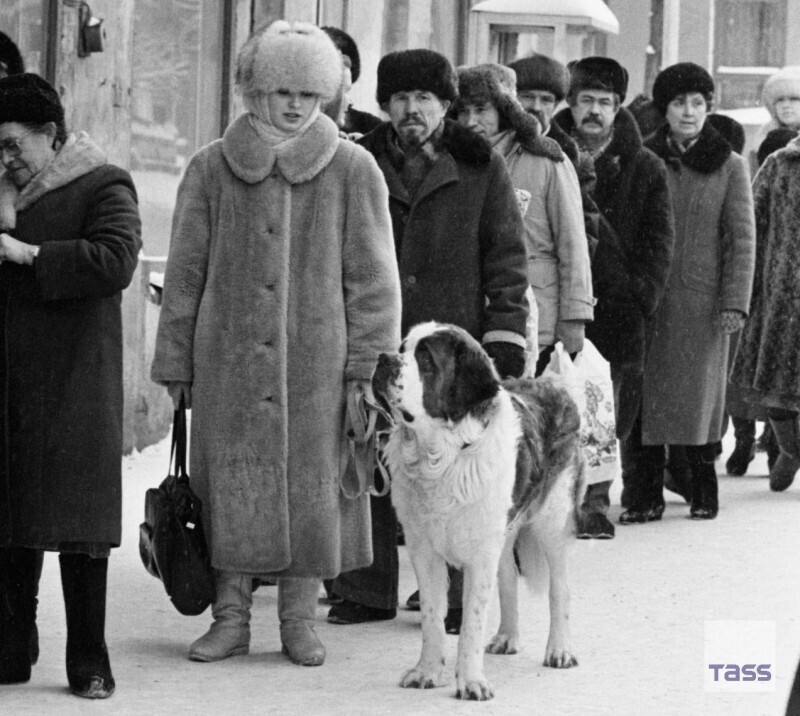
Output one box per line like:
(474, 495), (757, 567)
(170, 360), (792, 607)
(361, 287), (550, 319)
(446, 335), (499, 422)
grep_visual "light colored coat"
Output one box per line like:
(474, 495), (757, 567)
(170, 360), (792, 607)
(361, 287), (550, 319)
(642, 123), (756, 445)
(151, 113), (402, 577)
(493, 131), (594, 346)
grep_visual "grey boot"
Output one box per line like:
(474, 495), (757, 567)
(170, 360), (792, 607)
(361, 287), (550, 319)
(278, 577), (325, 666)
(768, 417), (800, 492)
(189, 571), (252, 662)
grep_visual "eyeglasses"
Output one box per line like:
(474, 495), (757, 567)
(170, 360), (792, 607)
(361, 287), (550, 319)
(0, 130), (35, 158)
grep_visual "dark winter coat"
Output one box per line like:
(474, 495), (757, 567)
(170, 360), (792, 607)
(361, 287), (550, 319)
(730, 137), (800, 412)
(553, 107), (675, 372)
(642, 122), (756, 444)
(0, 135), (141, 549)
(151, 113), (402, 577)
(358, 120), (528, 343)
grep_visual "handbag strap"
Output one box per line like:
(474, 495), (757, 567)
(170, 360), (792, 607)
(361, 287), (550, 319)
(169, 397), (188, 480)
(341, 383), (393, 499)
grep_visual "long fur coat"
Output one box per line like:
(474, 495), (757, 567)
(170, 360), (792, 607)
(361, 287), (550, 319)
(151, 113), (401, 576)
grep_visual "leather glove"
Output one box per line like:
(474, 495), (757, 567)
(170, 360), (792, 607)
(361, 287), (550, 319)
(167, 381), (192, 410)
(484, 342), (526, 379)
(720, 309), (746, 334)
(555, 320), (586, 354)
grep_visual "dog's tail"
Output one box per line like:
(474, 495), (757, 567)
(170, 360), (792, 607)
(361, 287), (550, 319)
(514, 526), (549, 597)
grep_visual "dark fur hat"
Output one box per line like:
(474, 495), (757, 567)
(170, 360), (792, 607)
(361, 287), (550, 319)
(322, 26), (361, 84)
(507, 54), (569, 101)
(0, 32), (24, 77)
(652, 62), (714, 115)
(0, 73), (64, 128)
(568, 56), (628, 103)
(377, 49), (458, 106)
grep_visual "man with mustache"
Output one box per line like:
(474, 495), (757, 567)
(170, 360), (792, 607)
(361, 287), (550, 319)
(327, 48), (529, 626)
(552, 57), (675, 539)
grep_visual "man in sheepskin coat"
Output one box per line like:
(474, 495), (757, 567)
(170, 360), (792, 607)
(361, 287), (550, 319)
(553, 57), (675, 539)
(328, 48), (530, 627)
(152, 22), (401, 667)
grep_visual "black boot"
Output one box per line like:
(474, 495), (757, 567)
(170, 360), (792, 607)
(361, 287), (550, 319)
(768, 415), (800, 491)
(0, 547), (40, 684)
(687, 444), (719, 519)
(59, 554), (115, 699)
(725, 417), (756, 476)
(619, 444), (665, 524)
(664, 445), (692, 502)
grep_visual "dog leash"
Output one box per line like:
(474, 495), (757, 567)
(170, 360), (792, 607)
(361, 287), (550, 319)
(341, 383), (393, 499)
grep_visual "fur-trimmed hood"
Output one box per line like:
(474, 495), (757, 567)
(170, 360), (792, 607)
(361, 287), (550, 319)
(554, 105), (643, 166)
(0, 132), (106, 230)
(222, 112), (340, 184)
(358, 118), (495, 166)
(644, 119), (732, 174)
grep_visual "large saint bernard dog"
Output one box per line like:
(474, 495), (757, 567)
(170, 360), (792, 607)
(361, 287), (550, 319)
(373, 322), (584, 701)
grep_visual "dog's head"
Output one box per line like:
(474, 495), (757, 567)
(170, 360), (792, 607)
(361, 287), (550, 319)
(374, 322), (500, 425)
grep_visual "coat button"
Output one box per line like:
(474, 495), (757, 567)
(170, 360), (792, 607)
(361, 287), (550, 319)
(266, 284), (275, 292)
(267, 227), (274, 234)
(406, 275), (417, 285)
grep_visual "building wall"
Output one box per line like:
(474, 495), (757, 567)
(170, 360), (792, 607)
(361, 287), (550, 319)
(606, 0), (651, 100)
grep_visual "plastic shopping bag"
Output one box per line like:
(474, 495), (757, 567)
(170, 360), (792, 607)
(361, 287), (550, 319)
(523, 285), (540, 378)
(542, 340), (620, 486)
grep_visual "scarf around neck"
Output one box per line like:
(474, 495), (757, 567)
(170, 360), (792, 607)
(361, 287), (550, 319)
(246, 93), (322, 156)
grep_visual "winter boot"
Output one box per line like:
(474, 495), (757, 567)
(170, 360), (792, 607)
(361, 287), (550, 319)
(0, 547), (40, 684)
(768, 416), (800, 492)
(189, 571), (252, 662)
(59, 553), (115, 699)
(620, 444), (665, 524)
(725, 417), (756, 476)
(663, 445), (692, 503)
(278, 577), (325, 666)
(687, 444), (719, 519)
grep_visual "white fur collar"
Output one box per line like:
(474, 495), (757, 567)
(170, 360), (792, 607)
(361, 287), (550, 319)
(0, 132), (106, 231)
(221, 112), (340, 185)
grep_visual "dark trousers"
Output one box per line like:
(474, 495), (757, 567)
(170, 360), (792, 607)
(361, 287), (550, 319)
(332, 492), (399, 610)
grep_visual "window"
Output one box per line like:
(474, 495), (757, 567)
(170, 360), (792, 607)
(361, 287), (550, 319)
(0, 1), (50, 77)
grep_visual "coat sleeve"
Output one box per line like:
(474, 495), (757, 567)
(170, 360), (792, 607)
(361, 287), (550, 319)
(34, 166), (141, 301)
(151, 152), (212, 385)
(547, 159), (595, 324)
(719, 154), (756, 315)
(628, 154), (675, 317)
(342, 147), (402, 380)
(478, 152), (529, 344)
(747, 155), (776, 306)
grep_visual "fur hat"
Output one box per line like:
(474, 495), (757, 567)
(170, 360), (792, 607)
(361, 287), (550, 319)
(236, 21), (342, 103)
(761, 66), (800, 120)
(568, 56), (628, 103)
(376, 49), (458, 106)
(0, 32), (24, 77)
(652, 62), (714, 115)
(452, 63), (534, 133)
(507, 54), (570, 101)
(0, 73), (64, 128)
(322, 26), (360, 84)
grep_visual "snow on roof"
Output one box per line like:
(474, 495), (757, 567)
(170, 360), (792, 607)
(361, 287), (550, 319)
(471, 0), (619, 34)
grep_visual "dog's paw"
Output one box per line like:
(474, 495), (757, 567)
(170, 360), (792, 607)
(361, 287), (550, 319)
(456, 677), (495, 701)
(543, 644), (578, 668)
(399, 665), (444, 689)
(485, 632), (519, 655)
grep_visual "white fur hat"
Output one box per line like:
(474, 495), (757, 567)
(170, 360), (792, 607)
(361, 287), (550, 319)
(236, 21), (342, 102)
(762, 66), (800, 120)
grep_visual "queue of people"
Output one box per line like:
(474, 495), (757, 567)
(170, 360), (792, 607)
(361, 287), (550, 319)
(0, 19), (798, 702)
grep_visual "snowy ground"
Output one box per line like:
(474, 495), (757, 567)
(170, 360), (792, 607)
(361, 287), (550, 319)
(4, 429), (798, 715)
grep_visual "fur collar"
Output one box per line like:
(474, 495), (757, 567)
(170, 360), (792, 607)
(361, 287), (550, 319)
(359, 119), (493, 166)
(222, 112), (340, 185)
(783, 135), (800, 158)
(0, 132), (106, 231)
(510, 119), (564, 162)
(644, 120), (732, 174)
(554, 105), (643, 166)
(545, 120), (579, 165)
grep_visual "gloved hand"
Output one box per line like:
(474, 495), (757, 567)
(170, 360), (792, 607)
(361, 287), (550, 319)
(167, 381), (192, 410)
(720, 309), (746, 334)
(555, 320), (586, 354)
(484, 342), (526, 379)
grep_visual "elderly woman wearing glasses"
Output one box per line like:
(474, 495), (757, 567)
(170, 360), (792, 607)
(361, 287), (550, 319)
(0, 74), (141, 699)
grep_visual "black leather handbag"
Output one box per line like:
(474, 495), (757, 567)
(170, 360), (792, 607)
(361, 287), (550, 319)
(139, 399), (216, 615)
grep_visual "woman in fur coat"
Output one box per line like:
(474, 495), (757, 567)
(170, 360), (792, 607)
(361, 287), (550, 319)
(729, 135), (800, 492)
(626, 63), (755, 523)
(0, 74), (141, 698)
(151, 22), (401, 667)
(452, 63), (594, 373)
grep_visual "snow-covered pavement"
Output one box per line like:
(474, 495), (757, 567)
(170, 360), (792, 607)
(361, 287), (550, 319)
(4, 430), (798, 715)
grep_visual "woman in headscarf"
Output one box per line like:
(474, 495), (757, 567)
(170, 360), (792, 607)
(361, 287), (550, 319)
(0, 74), (141, 698)
(151, 21), (401, 667)
(626, 63), (755, 523)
